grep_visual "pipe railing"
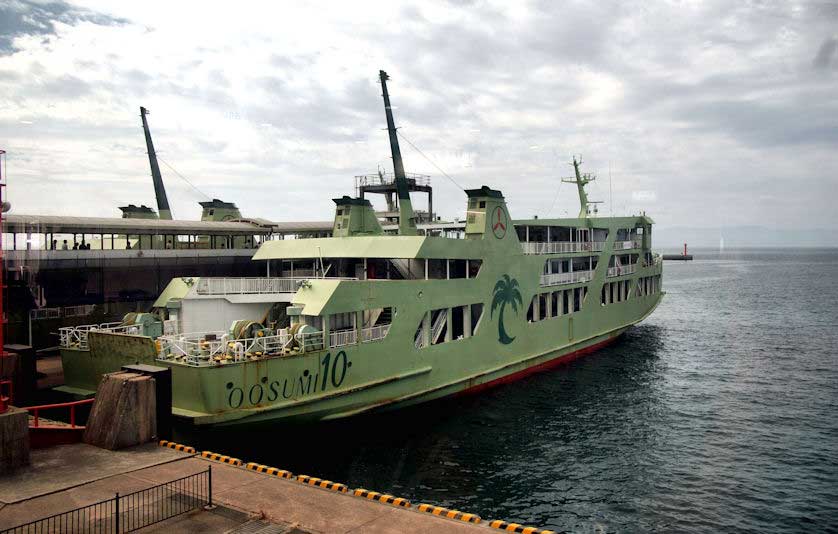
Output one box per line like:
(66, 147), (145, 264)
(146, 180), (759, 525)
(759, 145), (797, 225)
(607, 264), (638, 277)
(539, 269), (594, 287)
(195, 276), (358, 296)
(521, 241), (606, 254)
(27, 398), (95, 428)
(59, 322), (142, 350)
(361, 323), (391, 343)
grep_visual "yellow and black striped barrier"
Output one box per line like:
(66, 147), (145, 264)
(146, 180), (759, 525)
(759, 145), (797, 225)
(417, 504), (481, 524)
(295, 474), (348, 493)
(244, 462), (293, 479)
(488, 520), (556, 534)
(158, 440), (196, 454)
(200, 451), (243, 466)
(352, 488), (411, 508)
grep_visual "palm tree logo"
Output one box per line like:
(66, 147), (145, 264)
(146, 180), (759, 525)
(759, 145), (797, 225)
(491, 274), (523, 345)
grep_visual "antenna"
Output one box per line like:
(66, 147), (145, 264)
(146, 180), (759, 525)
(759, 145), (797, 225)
(378, 70), (417, 235)
(140, 106), (172, 220)
(561, 156), (602, 218)
(609, 161), (613, 217)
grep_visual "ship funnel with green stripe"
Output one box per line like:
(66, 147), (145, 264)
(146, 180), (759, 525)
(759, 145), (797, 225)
(379, 70), (417, 236)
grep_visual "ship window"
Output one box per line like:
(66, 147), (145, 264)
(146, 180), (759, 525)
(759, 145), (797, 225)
(602, 284), (608, 305)
(468, 259), (482, 278)
(573, 288), (582, 312)
(538, 293), (548, 321)
(479, 201), (486, 208)
(551, 291), (560, 317)
(451, 305), (465, 340)
(470, 303), (483, 334)
(527, 296), (535, 322)
(431, 308), (448, 345)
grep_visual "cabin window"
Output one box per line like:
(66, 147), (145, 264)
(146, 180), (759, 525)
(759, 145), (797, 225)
(479, 201), (486, 209)
(538, 293), (548, 321)
(415, 302), (484, 349)
(470, 303), (483, 334)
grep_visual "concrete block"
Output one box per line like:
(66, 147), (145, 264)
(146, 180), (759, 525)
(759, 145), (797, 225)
(83, 372), (157, 450)
(0, 406), (30, 474)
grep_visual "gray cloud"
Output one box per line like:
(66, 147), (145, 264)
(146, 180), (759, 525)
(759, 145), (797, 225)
(813, 37), (837, 69)
(0, 0), (126, 54)
(1, 1), (836, 235)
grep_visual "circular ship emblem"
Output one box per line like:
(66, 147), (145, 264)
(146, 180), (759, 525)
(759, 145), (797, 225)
(491, 206), (507, 239)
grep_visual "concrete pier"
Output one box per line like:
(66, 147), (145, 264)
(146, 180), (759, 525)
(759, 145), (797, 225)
(0, 443), (511, 533)
(0, 406), (30, 474)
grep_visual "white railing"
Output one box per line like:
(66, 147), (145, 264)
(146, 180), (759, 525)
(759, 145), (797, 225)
(361, 323), (391, 343)
(196, 277), (306, 295)
(614, 240), (642, 250)
(163, 319), (179, 335)
(607, 264), (638, 277)
(156, 329), (325, 366)
(30, 304), (97, 321)
(59, 322), (142, 350)
(329, 329), (357, 348)
(521, 241), (606, 254)
(539, 270), (594, 287)
(156, 331), (228, 363)
(195, 276), (358, 296)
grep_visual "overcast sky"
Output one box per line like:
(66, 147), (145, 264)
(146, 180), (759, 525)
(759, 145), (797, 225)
(1, 0), (836, 235)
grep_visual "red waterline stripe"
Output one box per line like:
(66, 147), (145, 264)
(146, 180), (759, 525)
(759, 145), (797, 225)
(458, 334), (622, 397)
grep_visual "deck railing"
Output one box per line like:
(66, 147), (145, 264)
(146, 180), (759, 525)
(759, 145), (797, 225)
(59, 323), (141, 350)
(539, 270), (594, 287)
(157, 329), (325, 365)
(195, 276), (358, 296)
(521, 241), (606, 254)
(329, 329), (357, 348)
(607, 264), (638, 277)
(196, 277), (305, 295)
(614, 240), (642, 250)
(361, 323), (391, 343)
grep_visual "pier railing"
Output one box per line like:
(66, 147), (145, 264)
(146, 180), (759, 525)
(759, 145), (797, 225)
(539, 270), (594, 287)
(0, 467), (212, 534)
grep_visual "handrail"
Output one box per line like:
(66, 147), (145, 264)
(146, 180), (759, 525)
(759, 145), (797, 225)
(539, 269), (594, 287)
(607, 264), (638, 277)
(195, 276), (358, 296)
(521, 241), (606, 254)
(27, 397), (95, 428)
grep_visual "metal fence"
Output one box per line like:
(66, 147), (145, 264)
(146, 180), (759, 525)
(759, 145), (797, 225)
(0, 467), (212, 534)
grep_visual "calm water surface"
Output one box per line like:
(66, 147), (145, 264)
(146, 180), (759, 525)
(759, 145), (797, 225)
(186, 248), (838, 533)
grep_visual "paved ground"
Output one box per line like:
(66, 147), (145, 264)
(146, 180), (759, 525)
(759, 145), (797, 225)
(0, 444), (491, 533)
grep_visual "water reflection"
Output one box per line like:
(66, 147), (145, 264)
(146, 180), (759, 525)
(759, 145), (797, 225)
(175, 324), (667, 530)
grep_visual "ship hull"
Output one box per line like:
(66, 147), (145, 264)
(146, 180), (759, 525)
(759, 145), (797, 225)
(167, 290), (662, 428)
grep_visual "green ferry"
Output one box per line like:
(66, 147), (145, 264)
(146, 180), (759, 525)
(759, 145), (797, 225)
(60, 71), (663, 425)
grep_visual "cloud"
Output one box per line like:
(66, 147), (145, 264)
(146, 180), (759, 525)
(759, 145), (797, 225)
(813, 37), (837, 69)
(0, 0), (835, 236)
(0, 0), (126, 54)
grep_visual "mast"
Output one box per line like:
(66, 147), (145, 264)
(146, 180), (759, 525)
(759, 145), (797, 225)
(378, 70), (417, 236)
(562, 157), (600, 218)
(140, 106), (172, 220)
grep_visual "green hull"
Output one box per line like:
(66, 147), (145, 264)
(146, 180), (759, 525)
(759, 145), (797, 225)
(57, 332), (157, 396)
(158, 202), (663, 427)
